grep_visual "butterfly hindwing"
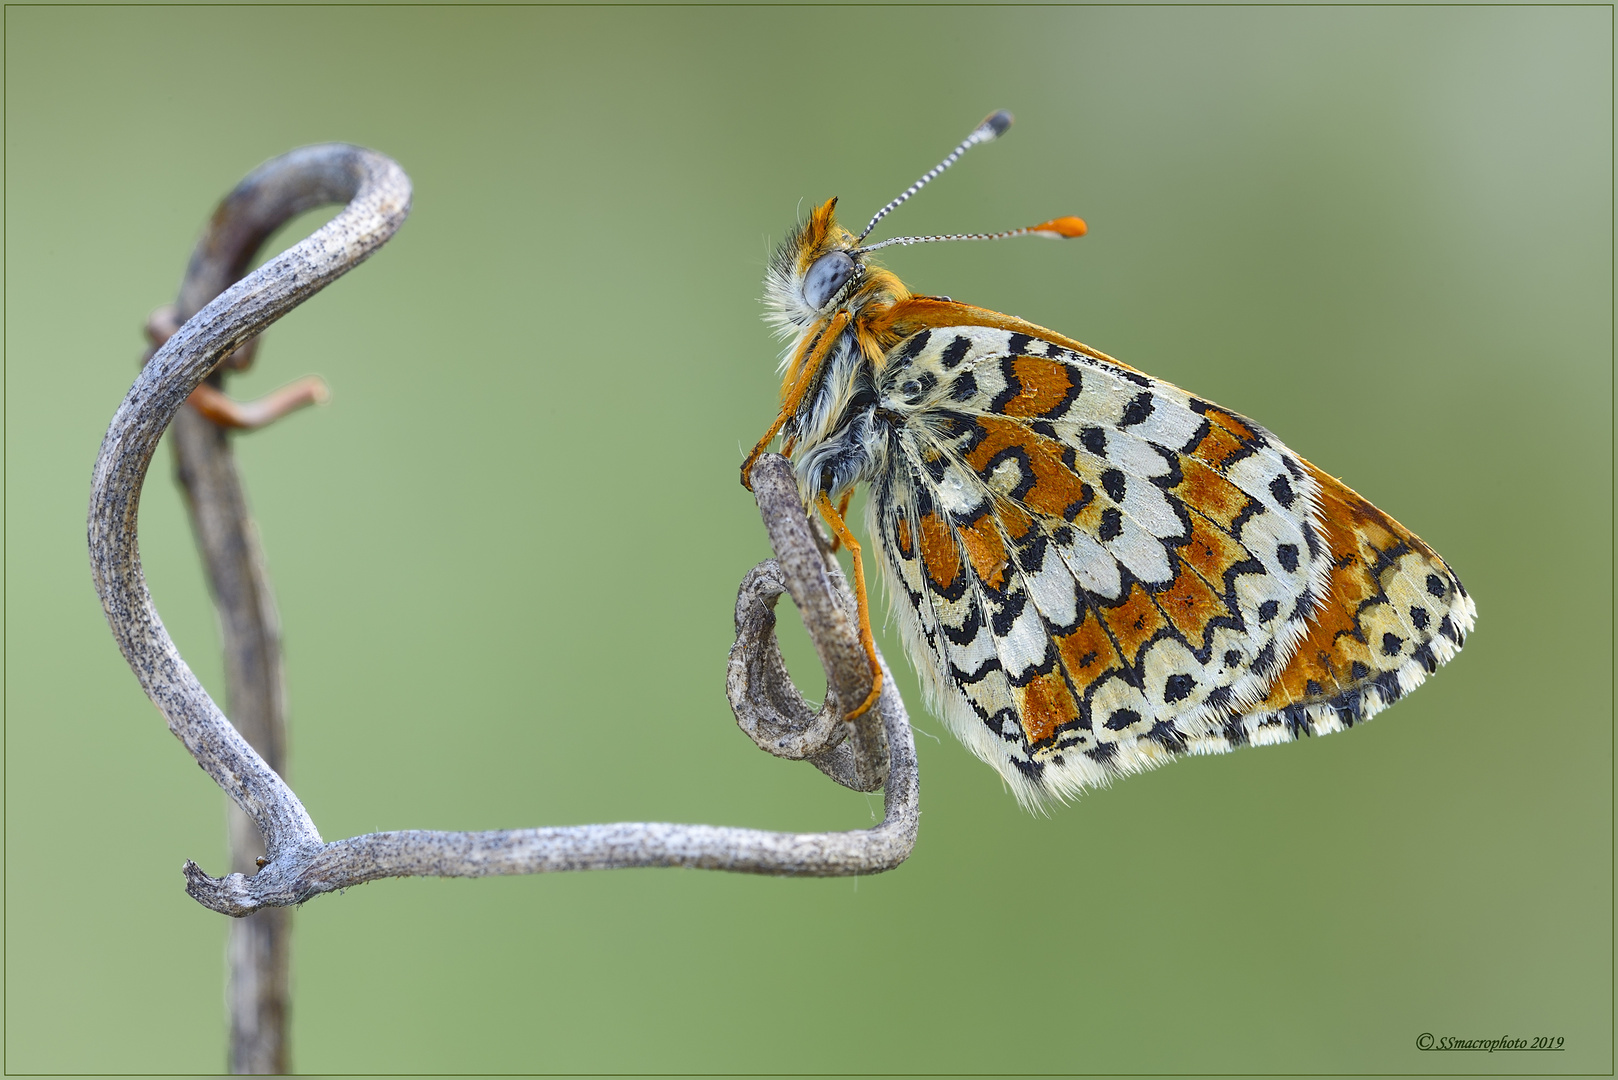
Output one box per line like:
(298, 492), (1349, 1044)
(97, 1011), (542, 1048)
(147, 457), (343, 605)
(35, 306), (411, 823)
(1187, 465), (1477, 753)
(869, 324), (1338, 805)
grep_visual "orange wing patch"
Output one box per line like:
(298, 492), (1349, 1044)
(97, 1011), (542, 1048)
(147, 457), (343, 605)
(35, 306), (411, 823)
(1000, 356), (1080, 418)
(1154, 558), (1235, 645)
(1056, 610), (1124, 684)
(894, 515), (914, 558)
(957, 513), (1010, 591)
(1176, 449), (1254, 527)
(1176, 513), (1252, 594)
(1102, 582), (1171, 664)
(962, 416), (1091, 519)
(1015, 670), (1082, 744)
(918, 512), (961, 592)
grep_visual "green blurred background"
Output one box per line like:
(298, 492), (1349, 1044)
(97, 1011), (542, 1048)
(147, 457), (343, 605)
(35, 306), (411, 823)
(5, 5), (1610, 1075)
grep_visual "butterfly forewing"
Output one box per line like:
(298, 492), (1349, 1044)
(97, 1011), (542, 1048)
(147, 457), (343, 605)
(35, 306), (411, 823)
(868, 323), (1340, 804)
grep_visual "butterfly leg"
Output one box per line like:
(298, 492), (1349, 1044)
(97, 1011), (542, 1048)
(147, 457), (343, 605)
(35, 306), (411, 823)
(825, 491), (853, 553)
(740, 311), (852, 489)
(815, 491), (883, 720)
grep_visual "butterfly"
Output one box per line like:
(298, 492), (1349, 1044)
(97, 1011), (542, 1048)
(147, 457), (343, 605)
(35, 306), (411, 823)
(742, 111), (1475, 808)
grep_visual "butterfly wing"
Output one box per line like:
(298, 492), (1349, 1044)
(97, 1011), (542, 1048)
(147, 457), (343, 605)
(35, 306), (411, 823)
(865, 321), (1467, 806)
(1186, 465), (1475, 752)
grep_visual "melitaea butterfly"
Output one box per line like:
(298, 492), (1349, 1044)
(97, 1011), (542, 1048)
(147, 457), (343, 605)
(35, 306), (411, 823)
(743, 112), (1475, 807)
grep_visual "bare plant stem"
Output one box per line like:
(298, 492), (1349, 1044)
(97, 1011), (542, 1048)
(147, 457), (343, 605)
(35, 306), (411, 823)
(89, 142), (919, 949)
(169, 404), (291, 1074)
(130, 143), (413, 1072)
(146, 146), (374, 1073)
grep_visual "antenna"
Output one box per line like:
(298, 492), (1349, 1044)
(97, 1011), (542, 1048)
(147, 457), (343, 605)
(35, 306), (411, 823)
(853, 216), (1086, 255)
(857, 110), (1014, 243)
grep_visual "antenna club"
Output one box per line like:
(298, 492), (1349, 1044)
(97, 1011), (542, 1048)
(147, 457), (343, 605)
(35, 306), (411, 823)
(1034, 216), (1087, 239)
(982, 110), (1014, 138)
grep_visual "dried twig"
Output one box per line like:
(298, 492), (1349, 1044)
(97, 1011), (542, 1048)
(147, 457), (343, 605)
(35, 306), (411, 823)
(88, 145), (920, 927)
(138, 146), (363, 1073)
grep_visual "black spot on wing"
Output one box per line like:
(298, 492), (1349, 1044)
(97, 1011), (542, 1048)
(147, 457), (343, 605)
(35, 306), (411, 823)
(989, 590), (1028, 637)
(1101, 361), (1151, 387)
(1373, 670), (1403, 704)
(1064, 483), (1095, 523)
(987, 359), (1020, 415)
(1302, 517), (1324, 562)
(1370, 540), (1412, 577)
(1119, 392), (1154, 428)
(1006, 750), (1044, 779)
(1104, 709), (1141, 732)
(1085, 741), (1118, 764)
(895, 329), (932, 363)
(1220, 715), (1248, 747)
(1148, 721), (1188, 754)
(940, 335), (972, 369)
(1282, 704), (1311, 740)
(1252, 640), (1278, 676)
(949, 372), (979, 402)
(1163, 673), (1195, 703)
(1100, 469), (1126, 504)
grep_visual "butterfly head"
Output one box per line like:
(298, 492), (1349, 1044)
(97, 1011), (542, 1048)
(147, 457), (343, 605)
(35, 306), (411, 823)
(761, 197), (904, 344)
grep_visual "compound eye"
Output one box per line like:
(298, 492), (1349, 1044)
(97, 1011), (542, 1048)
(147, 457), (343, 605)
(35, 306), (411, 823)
(802, 251), (855, 310)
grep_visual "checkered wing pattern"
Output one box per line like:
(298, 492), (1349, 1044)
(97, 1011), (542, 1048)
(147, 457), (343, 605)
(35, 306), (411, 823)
(867, 324), (1472, 806)
(1189, 467), (1474, 754)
